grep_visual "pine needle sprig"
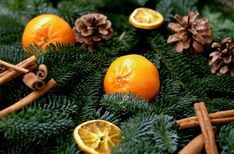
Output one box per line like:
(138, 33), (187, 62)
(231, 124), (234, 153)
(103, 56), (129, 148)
(101, 93), (152, 116)
(218, 122), (234, 154)
(0, 109), (73, 139)
(31, 95), (79, 115)
(0, 13), (23, 45)
(0, 42), (26, 63)
(113, 113), (178, 153)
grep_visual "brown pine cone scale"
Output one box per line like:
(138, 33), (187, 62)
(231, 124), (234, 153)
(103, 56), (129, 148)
(73, 13), (113, 51)
(167, 12), (213, 54)
(209, 37), (234, 76)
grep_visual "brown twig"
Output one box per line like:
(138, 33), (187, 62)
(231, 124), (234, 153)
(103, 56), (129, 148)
(0, 56), (37, 85)
(194, 102), (218, 154)
(0, 79), (56, 119)
(0, 60), (29, 73)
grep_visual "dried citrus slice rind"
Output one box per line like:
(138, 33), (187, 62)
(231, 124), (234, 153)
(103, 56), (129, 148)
(73, 119), (121, 154)
(129, 7), (164, 29)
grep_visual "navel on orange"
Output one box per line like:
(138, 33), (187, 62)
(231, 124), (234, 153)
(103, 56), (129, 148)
(22, 14), (75, 50)
(73, 119), (121, 154)
(129, 8), (164, 29)
(104, 54), (160, 101)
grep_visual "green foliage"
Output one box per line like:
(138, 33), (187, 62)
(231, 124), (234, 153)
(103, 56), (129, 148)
(0, 14), (24, 45)
(218, 123), (234, 154)
(156, 0), (173, 22)
(57, 0), (96, 25)
(113, 113), (178, 153)
(0, 0), (233, 153)
(101, 93), (152, 116)
(0, 109), (73, 139)
(171, 0), (198, 16)
(201, 5), (234, 40)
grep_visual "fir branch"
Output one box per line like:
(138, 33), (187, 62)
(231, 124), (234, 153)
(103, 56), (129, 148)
(101, 93), (152, 116)
(153, 94), (198, 119)
(218, 123), (234, 154)
(0, 137), (49, 154)
(201, 5), (234, 40)
(152, 115), (178, 153)
(113, 113), (178, 153)
(148, 34), (196, 83)
(0, 13), (23, 45)
(47, 136), (83, 154)
(21, 0), (57, 20)
(120, 113), (161, 143)
(94, 108), (121, 125)
(57, 0), (96, 25)
(128, 0), (149, 6)
(207, 98), (234, 113)
(0, 42), (26, 63)
(96, 30), (140, 56)
(196, 75), (234, 99)
(70, 73), (103, 123)
(156, 0), (173, 22)
(160, 78), (182, 97)
(31, 95), (79, 115)
(172, 0), (198, 16)
(0, 77), (31, 108)
(0, 109), (73, 139)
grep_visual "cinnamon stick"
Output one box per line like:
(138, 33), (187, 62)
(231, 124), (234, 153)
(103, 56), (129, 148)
(0, 79), (56, 119)
(178, 134), (204, 154)
(0, 56), (37, 85)
(36, 64), (48, 80)
(179, 127), (217, 154)
(178, 117), (234, 129)
(0, 60), (29, 73)
(23, 72), (46, 91)
(194, 102), (218, 154)
(176, 109), (234, 125)
(0, 64), (8, 73)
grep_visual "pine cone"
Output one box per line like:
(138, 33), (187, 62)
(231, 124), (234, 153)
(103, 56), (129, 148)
(73, 13), (113, 51)
(209, 37), (234, 76)
(167, 12), (213, 54)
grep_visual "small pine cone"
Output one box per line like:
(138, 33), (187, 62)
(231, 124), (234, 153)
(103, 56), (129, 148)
(73, 13), (113, 51)
(209, 37), (234, 76)
(167, 12), (213, 54)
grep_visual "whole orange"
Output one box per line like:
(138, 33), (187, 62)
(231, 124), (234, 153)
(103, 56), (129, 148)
(22, 14), (75, 49)
(104, 54), (160, 101)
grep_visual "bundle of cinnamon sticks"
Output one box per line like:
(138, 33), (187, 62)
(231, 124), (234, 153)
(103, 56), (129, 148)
(0, 57), (56, 119)
(0, 56), (37, 85)
(178, 102), (234, 154)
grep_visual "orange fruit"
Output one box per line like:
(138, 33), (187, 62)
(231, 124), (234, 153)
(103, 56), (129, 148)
(22, 14), (75, 49)
(73, 119), (121, 154)
(129, 8), (164, 29)
(104, 54), (160, 101)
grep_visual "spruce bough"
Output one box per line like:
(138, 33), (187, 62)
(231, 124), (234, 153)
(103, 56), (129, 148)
(0, 0), (233, 153)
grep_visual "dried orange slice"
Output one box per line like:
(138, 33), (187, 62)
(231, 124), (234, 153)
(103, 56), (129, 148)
(129, 8), (164, 29)
(73, 119), (121, 154)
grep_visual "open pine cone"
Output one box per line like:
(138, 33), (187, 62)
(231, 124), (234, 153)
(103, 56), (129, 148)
(73, 13), (113, 51)
(209, 37), (234, 76)
(167, 12), (213, 54)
